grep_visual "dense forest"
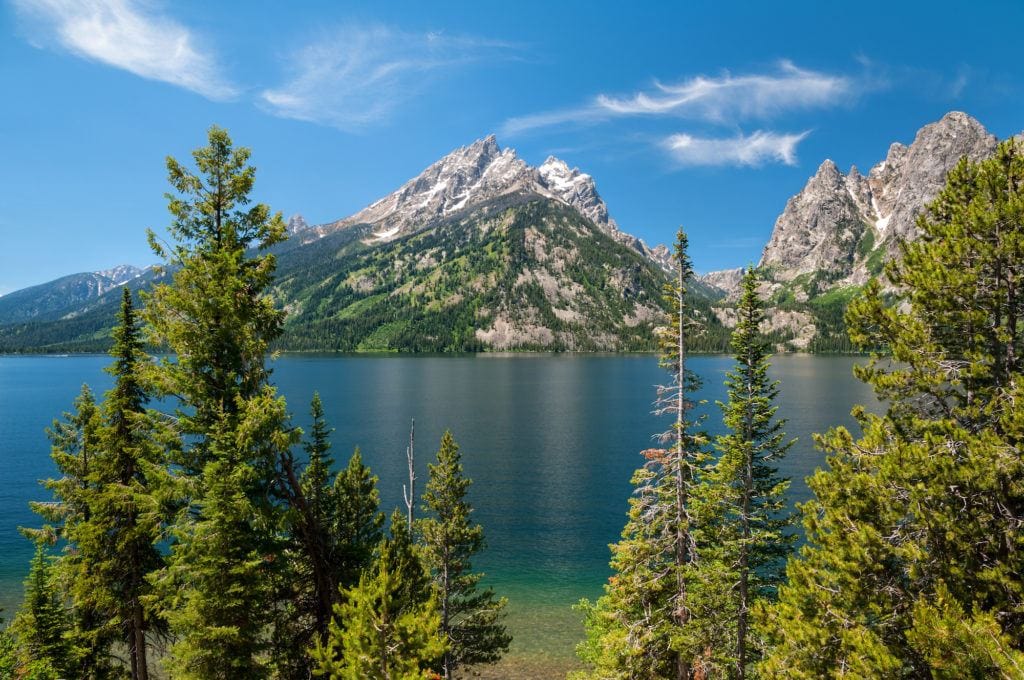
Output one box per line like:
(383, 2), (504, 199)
(2, 129), (1022, 679)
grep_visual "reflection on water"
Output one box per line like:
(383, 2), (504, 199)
(0, 353), (878, 672)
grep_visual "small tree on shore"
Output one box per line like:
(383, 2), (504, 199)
(418, 430), (510, 678)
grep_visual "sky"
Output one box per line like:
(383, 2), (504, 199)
(1, 0), (1023, 295)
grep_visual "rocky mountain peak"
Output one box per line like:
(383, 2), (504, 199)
(810, 159), (843, 187)
(95, 265), (144, 286)
(286, 214), (309, 234)
(537, 155), (614, 231)
(753, 110), (1000, 292)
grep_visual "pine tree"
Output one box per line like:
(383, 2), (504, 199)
(575, 228), (713, 679)
(417, 430), (511, 678)
(9, 545), (73, 678)
(24, 383), (121, 679)
(70, 287), (166, 680)
(275, 395), (384, 679)
(760, 139), (1024, 677)
(709, 269), (793, 679)
(142, 125), (299, 679)
(312, 516), (444, 679)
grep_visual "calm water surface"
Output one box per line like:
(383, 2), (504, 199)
(0, 354), (877, 675)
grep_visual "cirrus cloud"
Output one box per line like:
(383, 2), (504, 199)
(260, 25), (517, 131)
(12, 0), (237, 100)
(501, 61), (866, 168)
(664, 130), (810, 167)
(502, 61), (854, 137)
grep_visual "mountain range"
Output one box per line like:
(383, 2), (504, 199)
(0, 139), (723, 352)
(0, 111), (1015, 353)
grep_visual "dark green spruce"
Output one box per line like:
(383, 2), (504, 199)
(417, 431), (511, 678)
(708, 269), (794, 679)
(274, 393), (384, 678)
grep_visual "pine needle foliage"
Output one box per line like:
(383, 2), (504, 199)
(142, 126), (300, 679)
(761, 139), (1024, 678)
(417, 430), (511, 678)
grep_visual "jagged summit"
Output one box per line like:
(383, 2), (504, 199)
(312, 136), (621, 243)
(94, 264), (143, 287)
(758, 111), (998, 284)
(293, 134), (667, 268)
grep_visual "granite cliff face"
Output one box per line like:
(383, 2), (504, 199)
(758, 111), (998, 289)
(704, 112), (1005, 350)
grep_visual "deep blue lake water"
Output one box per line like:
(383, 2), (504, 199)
(0, 353), (877, 675)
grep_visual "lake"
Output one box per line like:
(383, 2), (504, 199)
(0, 353), (878, 677)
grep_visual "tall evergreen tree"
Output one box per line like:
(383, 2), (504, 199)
(275, 394), (384, 679)
(761, 139), (1024, 677)
(313, 514), (444, 680)
(417, 430), (511, 678)
(575, 228), (713, 679)
(709, 269), (793, 679)
(75, 287), (165, 680)
(142, 125), (299, 679)
(25, 383), (120, 679)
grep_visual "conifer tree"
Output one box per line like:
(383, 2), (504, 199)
(275, 395), (384, 678)
(575, 228), (713, 679)
(313, 514), (444, 679)
(0, 611), (15, 680)
(25, 383), (120, 679)
(142, 125), (299, 679)
(71, 287), (165, 680)
(761, 139), (1024, 677)
(709, 269), (793, 679)
(417, 430), (510, 678)
(9, 545), (73, 678)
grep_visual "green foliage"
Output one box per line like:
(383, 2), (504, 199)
(906, 585), (1024, 679)
(855, 225), (876, 260)
(312, 522), (445, 680)
(807, 285), (864, 353)
(273, 199), (684, 352)
(23, 382), (124, 679)
(761, 138), (1024, 677)
(707, 269), (794, 678)
(62, 288), (167, 680)
(575, 229), (718, 678)
(9, 545), (73, 678)
(417, 431), (511, 678)
(142, 125), (300, 679)
(274, 394), (385, 679)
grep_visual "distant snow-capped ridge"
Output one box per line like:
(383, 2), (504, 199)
(95, 264), (145, 288)
(289, 135), (670, 271)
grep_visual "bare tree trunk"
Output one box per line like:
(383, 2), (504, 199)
(674, 264), (691, 680)
(402, 419), (416, 533)
(133, 602), (149, 680)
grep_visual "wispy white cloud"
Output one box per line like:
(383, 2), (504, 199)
(260, 25), (515, 131)
(502, 61), (853, 136)
(13, 0), (237, 100)
(663, 130), (810, 167)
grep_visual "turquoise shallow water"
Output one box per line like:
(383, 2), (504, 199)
(0, 353), (877, 670)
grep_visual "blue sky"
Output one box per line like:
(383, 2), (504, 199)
(1, 0), (1022, 295)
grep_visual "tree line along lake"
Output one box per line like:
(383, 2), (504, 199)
(0, 353), (878, 677)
